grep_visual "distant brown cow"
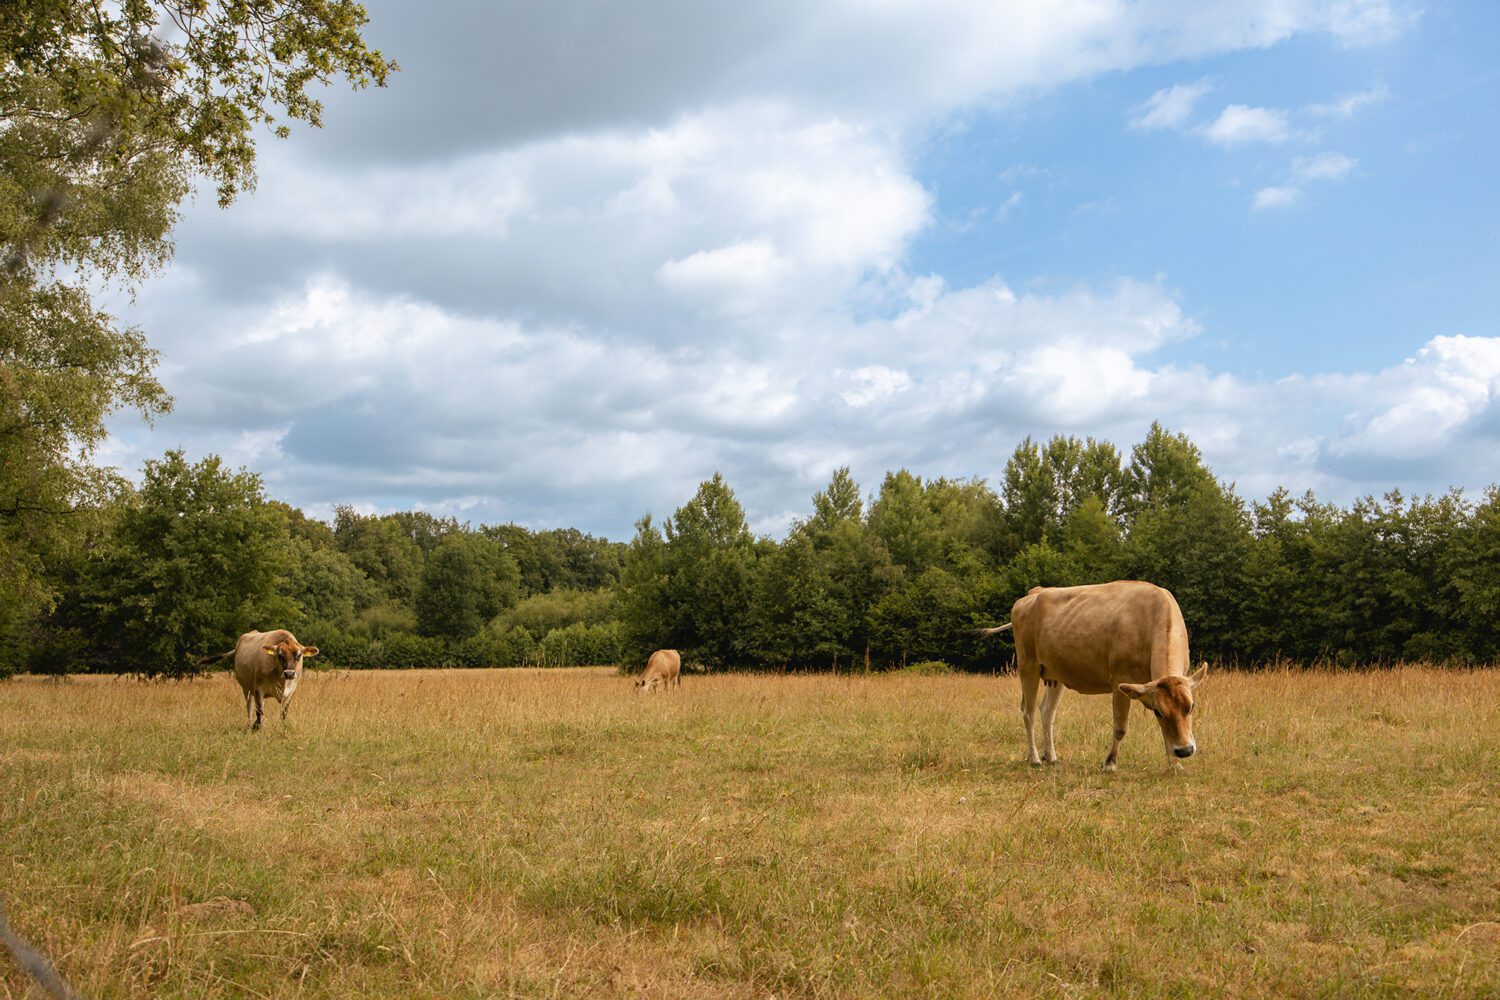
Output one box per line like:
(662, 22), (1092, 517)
(201, 629), (319, 731)
(635, 649), (681, 693)
(966, 581), (1207, 770)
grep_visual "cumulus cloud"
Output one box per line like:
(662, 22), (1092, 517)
(1202, 104), (1294, 145)
(1293, 152), (1357, 181)
(109, 268), (1500, 535)
(1253, 152), (1357, 209)
(1253, 185), (1303, 210)
(1130, 80), (1213, 130)
(1306, 85), (1390, 117)
(1326, 337), (1500, 464)
(303, 0), (1416, 162)
(103, 0), (1441, 536)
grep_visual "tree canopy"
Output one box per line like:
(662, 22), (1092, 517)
(0, 0), (392, 665)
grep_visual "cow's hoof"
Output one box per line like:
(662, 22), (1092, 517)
(1027, 758), (1043, 767)
(1101, 761), (1117, 773)
(1044, 757), (1061, 765)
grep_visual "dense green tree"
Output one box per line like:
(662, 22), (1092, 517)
(868, 470), (941, 574)
(617, 475), (760, 668)
(415, 532), (521, 641)
(614, 514), (670, 664)
(868, 567), (979, 667)
(333, 506), (424, 606)
(1241, 488), (1330, 661)
(1449, 487), (1500, 660)
(384, 510), (460, 556)
(1, 2), (392, 659)
(1059, 494), (1126, 580)
(1123, 478), (1252, 661)
(492, 588), (615, 639)
(925, 476), (1001, 574)
(751, 468), (899, 669)
(79, 451), (295, 676)
(1120, 422), (1219, 521)
(997, 438), (1057, 555)
(997, 435), (1124, 559)
(282, 546), (378, 631)
(485, 524), (626, 594)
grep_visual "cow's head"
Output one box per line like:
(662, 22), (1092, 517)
(262, 640), (319, 680)
(634, 675), (657, 694)
(1119, 662), (1207, 761)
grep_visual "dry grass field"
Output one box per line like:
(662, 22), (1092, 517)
(2, 665), (1498, 998)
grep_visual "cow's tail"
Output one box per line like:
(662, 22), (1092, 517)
(194, 649), (236, 668)
(955, 622), (1013, 638)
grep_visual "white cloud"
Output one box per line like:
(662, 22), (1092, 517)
(994, 191), (1024, 220)
(1317, 0), (1419, 45)
(841, 366), (914, 408)
(1305, 85), (1390, 117)
(1328, 336), (1500, 460)
(1253, 185), (1303, 210)
(1202, 104), (1293, 145)
(312, 1), (1416, 161)
(1292, 151), (1357, 181)
(103, 0), (1439, 535)
(1253, 152), (1357, 209)
(1130, 80), (1213, 130)
(110, 272), (1500, 534)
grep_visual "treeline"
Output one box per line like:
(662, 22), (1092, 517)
(12, 451), (627, 677)
(7, 424), (1499, 678)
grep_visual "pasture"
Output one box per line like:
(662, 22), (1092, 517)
(2, 666), (1498, 998)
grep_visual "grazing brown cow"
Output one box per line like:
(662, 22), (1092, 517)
(635, 649), (681, 693)
(966, 581), (1207, 770)
(201, 629), (319, 731)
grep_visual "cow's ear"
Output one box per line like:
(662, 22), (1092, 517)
(261, 645), (279, 656)
(1189, 662), (1208, 687)
(302, 646), (319, 658)
(1118, 682), (1152, 703)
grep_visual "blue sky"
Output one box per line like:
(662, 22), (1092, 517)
(911, 6), (1499, 377)
(105, 0), (1500, 538)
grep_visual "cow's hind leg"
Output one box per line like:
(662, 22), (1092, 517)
(1103, 689), (1130, 771)
(243, 689), (255, 730)
(1018, 662), (1042, 766)
(1039, 681), (1063, 764)
(251, 691), (264, 732)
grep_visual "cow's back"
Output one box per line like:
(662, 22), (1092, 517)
(646, 649), (681, 680)
(1013, 581), (1187, 692)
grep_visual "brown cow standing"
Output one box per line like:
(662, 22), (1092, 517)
(635, 649), (681, 693)
(967, 581), (1207, 770)
(201, 629), (319, 731)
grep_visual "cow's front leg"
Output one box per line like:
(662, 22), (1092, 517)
(281, 691), (295, 721)
(1039, 681), (1063, 763)
(1019, 668), (1042, 766)
(1103, 689), (1129, 771)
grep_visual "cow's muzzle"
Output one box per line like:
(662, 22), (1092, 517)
(282, 668), (297, 680)
(1173, 744), (1196, 759)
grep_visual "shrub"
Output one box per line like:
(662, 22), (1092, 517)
(900, 660), (954, 676)
(307, 626), (375, 670)
(534, 621), (625, 667)
(492, 589), (615, 639)
(378, 632), (446, 669)
(453, 626), (536, 667)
